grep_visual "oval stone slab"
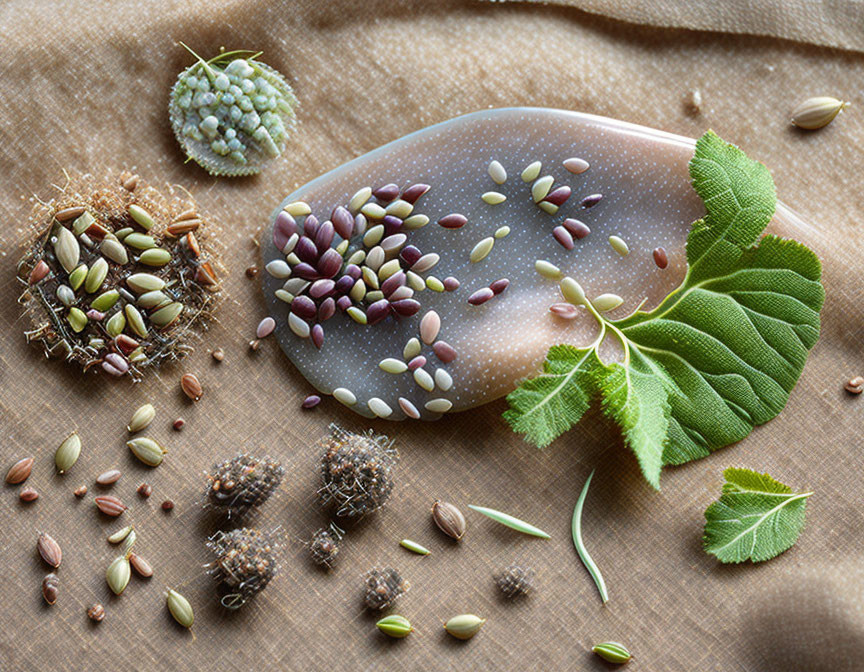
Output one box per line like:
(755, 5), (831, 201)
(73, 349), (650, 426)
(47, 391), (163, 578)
(261, 108), (802, 420)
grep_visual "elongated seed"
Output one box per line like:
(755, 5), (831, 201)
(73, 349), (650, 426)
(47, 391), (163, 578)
(96, 469), (122, 485)
(437, 214), (467, 229)
(432, 341), (457, 363)
(553, 226), (574, 250)
(411, 253), (439, 273)
(289, 311), (312, 337)
(150, 302), (183, 328)
(85, 257), (109, 293)
(538, 201), (558, 215)
(400, 539), (431, 555)
(398, 397), (420, 419)
(488, 160), (507, 184)
(284, 201), (312, 217)
(54, 226), (80, 273)
(107, 525), (133, 544)
(531, 175), (554, 202)
(403, 338), (421, 360)
(385, 199), (413, 219)
(521, 160), (541, 182)
(92, 290), (120, 312)
(126, 273), (165, 293)
(608, 235), (629, 257)
(564, 157), (590, 174)
(124, 233), (157, 250)
(368, 397), (392, 418)
(346, 307), (367, 325)
(653, 247), (668, 269)
(468, 505), (550, 538)
(137, 290), (168, 309)
(42, 573), (59, 605)
(535, 260), (561, 279)
(469, 237), (494, 263)
(348, 187), (372, 213)
(363, 224), (385, 248)
(6, 457), (33, 484)
(425, 276), (444, 292)
(127, 437), (167, 466)
(37, 532), (63, 568)
(257, 317), (276, 338)
(95, 495), (127, 516)
(444, 614), (486, 640)
(376, 614), (414, 638)
(55, 206), (86, 222)
(550, 303), (579, 319)
(106, 556), (131, 595)
(105, 312), (126, 337)
(378, 259), (401, 281)
(124, 305), (148, 337)
(379, 358), (408, 374)
(434, 368), (453, 391)
(420, 311), (441, 344)
(468, 288), (494, 305)
(333, 388), (356, 406)
(560, 277), (585, 305)
(180, 373), (202, 401)
(55, 432), (81, 474)
(592, 293), (624, 312)
(129, 553), (153, 578)
(128, 204), (156, 230)
(101, 238), (129, 264)
(414, 368), (434, 391)
(425, 398), (453, 413)
(592, 642), (631, 664)
(481, 191), (506, 205)
(139, 248), (172, 266)
(494, 226), (510, 239)
(67, 308), (87, 333)
(403, 214), (429, 230)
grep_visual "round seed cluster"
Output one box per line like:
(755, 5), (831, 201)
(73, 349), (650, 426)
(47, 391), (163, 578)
(206, 528), (279, 609)
(204, 454), (284, 517)
(317, 425), (397, 518)
(16, 173), (221, 379)
(495, 564), (535, 598)
(268, 182), (460, 349)
(308, 527), (341, 568)
(363, 566), (409, 610)
(169, 50), (297, 176)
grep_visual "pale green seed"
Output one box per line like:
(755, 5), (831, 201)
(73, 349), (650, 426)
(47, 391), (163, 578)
(608, 235), (629, 257)
(91, 290), (120, 312)
(107, 525), (134, 544)
(349, 279), (366, 303)
(124, 233), (157, 250)
(360, 202), (386, 220)
(426, 276), (444, 292)
(537, 201), (558, 215)
(106, 555), (131, 595)
(403, 337), (421, 360)
(560, 277), (585, 306)
(150, 302), (184, 328)
(481, 191), (506, 205)
(126, 273), (165, 293)
(385, 199), (413, 219)
(139, 248), (172, 267)
(376, 614), (413, 638)
(403, 214), (429, 230)
(288, 312), (310, 338)
(425, 398), (453, 413)
(114, 227), (134, 241)
(56, 285), (75, 307)
(406, 271), (425, 292)
(332, 388), (357, 406)
(167, 589), (194, 628)
(379, 358), (408, 374)
(67, 307), (87, 333)
(400, 539), (430, 555)
(592, 642), (631, 664)
(494, 226), (510, 239)
(378, 259), (401, 281)
(363, 224), (385, 248)
(531, 175), (554, 202)
(592, 294), (624, 312)
(123, 529), (137, 553)
(535, 260), (562, 279)
(521, 160), (541, 182)
(348, 187), (372, 213)
(127, 403), (155, 433)
(105, 311), (126, 337)
(68, 264), (88, 290)
(335, 239), (349, 256)
(55, 432), (81, 473)
(365, 246), (385, 271)
(128, 204), (156, 230)
(434, 368), (453, 391)
(124, 305), (148, 338)
(284, 201), (312, 217)
(72, 211), (96, 236)
(346, 250), (366, 265)
(467, 505), (550, 538)
(286, 253), (301, 265)
(469, 237), (494, 263)
(128, 347), (147, 364)
(101, 238), (129, 264)
(127, 437), (167, 467)
(54, 226), (80, 273)
(347, 307), (367, 325)
(274, 289), (294, 304)
(137, 290), (169, 309)
(365, 290), (384, 302)
(444, 614), (486, 640)
(488, 160), (507, 184)
(414, 368), (434, 392)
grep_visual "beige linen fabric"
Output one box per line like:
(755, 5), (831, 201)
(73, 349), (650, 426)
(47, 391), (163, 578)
(0, 1), (862, 671)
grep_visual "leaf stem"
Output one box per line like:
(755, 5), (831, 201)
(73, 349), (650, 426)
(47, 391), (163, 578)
(572, 470), (608, 603)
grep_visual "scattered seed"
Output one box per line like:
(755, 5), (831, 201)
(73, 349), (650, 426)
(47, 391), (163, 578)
(481, 191), (506, 205)
(414, 368), (435, 391)
(284, 201), (312, 217)
(127, 437), (167, 467)
(581, 193), (603, 208)
(137, 483), (152, 498)
(37, 532), (62, 568)
(42, 573), (59, 605)
(348, 187), (372, 213)
(180, 373), (203, 401)
(468, 287), (494, 305)
(653, 247), (669, 269)
(347, 307), (367, 325)
(550, 303), (580, 319)
(432, 500), (466, 540)
(54, 226), (80, 273)
(128, 204), (156, 230)
(333, 388), (357, 406)
(593, 293), (624, 312)
(28, 260), (50, 284)
(494, 226), (510, 239)
(173, 417), (186, 431)
(791, 96), (849, 130)
(563, 157), (590, 174)
(531, 175), (554, 203)
(425, 398), (453, 413)
(400, 539), (430, 555)
(55, 432), (81, 474)
(407, 355), (427, 371)
(593, 641), (632, 664)
(302, 394), (321, 409)
(521, 160), (541, 182)
(87, 603), (105, 622)
(398, 397), (420, 419)
(211, 348), (225, 362)
(20, 487), (39, 502)
(468, 504), (550, 538)
(162, 500), (174, 511)
(129, 553), (154, 578)
(609, 235), (629, 257)
(443, 276), (460, 292)
(535, 260), (561, 280)
(368, 397), (393, 418)
(379, 358), (408, 374)
(411, 253), (439, 273)
(376, 614), (414, 638)
(434, 368), (453, 391)
(488, 160), (507, 184)
(245, 266), (259, 278)
(562, 218), (590, 239)
(444, 614), (486, 640)
(419, 311), (441, 345)
(438, 213), (467, 229)
(256, 316), (276, 339)
(538, 201), (558, 215)
(432, 341), (457, 363)
(6, 457), (33, 484)
(469, 237), (495, 263)
(127, 403), (155, 433)
(560, 277), (586, 306)
(95, 495), (127, 517)
(401, 183), (430, 204)
(845, 376), (864, 395)
(107, 525), (133, 544)
(426, 276), (444, 292)
(106, 555), (131, 595)
(489, 278), (510, 295)
(96, 469), (122, 486)
(74, 485), (88, 497)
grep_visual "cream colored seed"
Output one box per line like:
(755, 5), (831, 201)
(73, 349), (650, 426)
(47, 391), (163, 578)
(350, 278), (366, 302)
(54, 227), (80, 273)
(101, 238), (128, 264)
(425, 398), (453, 413)
(560, 277), (586, 306)
(85, 258), (109, 293)
(288, 312), (311, 337)
(593, 293), (624, 312)
(335, 239), (349, 256)
(521, 161), (541, 182)
(348, 187), (372, 213)
(126, 273), (165, 293)
(481, 191), (506, 205)
(139, 248), (172, 266)
(414, 368), (435, 391)
(127, 437), (167, 467)
(363, 224), (385, 248)
(379, 358), (408, 374)
(469, 237), (495, 263)
(791, 96), (849, 130)
(286, 253), (301, 265)
(166, 589), (194, 628)
(333, 388), (357, 405)
(403, 214), (429, 230)
(435, 368), (453, 391)
(284, 201), (311, 217)
(488, 160), (507, 184)
(124, 233), (157, 250)
(150, 302), (184, 328)
(532, 175), (554, 203)
(368, 397), (392, 418)
(406, 271), (426, 292)
(494, 226), (510, 239)
(362, 266), (379, 289)
(347, 250), (366, 265)
(403, 338), (421, 360)
(55, 432), (81, 474)
(535, 260), (562, 279)
(365, 246), (385, 271)
(106, 556), (131, 595)
(265, 260), (291, 278)
(609, 235), (630, 257)
(107, 526), (133, 544)
(127, 404), (155, 433)
(124, 305), (148, 338)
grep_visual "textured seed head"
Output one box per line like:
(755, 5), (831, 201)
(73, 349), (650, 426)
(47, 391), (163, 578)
(495, 564), (535, 598)
(317, 426), (397, 518)
(204, 454), (284, 517)
(308, 527), (341, 568)
(206, 528), (280, 608)
(363, 567), (409, 610)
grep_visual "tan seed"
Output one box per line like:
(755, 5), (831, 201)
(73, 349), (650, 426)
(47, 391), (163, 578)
(122, 174), (139, 191)
(42, 573), (59, 605)
(180, 373), (203, 401)
(5, 457), (33, 484)
(20, 487), (39, 502)
(166, 219), (201, 236)
(211, 348), (225, 362)
(174, 207), (198, 221)
(53, 226), (80, 273)
(87, 603), (105, 622)
(845, 376), (864, 395)
(54, 206), (86, 222)
(95, 495), (127, 516)
(96, 469), (121, 485)
(432, 500), (467, 540)
(129, 553), (154, 578)
(37, 532), (62, 568)
(73, 485), (88, 497)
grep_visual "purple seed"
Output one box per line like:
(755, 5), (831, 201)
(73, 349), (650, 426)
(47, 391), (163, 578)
(104, 352), (129, 373)
(432, 341), (457, 363)
(295, 236), (319, 264)
(401, 183), (430, 204)
(292, 262), (319, 281)
(273, 211), (297, 251)
(256, 316), (276, 338)
(315, 221), (335, 253)
(380, 271), (406, 297)
(653, 247), (669, 269)
(336, 296), (352, 311)
(489, 278), (510, 295)
(311, 324), (324, 350)
(318, 297), (336, 321)
(390, 298), (421, 317)
(468, 287), (494, 305)
(366, 299), (391, 325)
(309, 279), (335, 299)
(443, 276), (460, 292)
(373, 183), (400, 202)
(333, 275), (354, 294)
(407, 356), (427, 371)
(382, 215), (403, 235)
(302, 214), (319, 237)
(291, 296), (317, 320)
(399, 245), (422, 267)
(553, 226), (575, 250)
(344, 264), (362, 280)
(317, 249), (343, 278)
(302, 394), (321, 409)
(438, 213), (467, 229)
(331, 206), (354, 240)
(388, 286), (414, 301)
(581, 193), (603, 208)
(550, 303), (579, 319)
(563, 218), (590, 239)
(544, 186), (571, 206)
(86, 309), (105, 321)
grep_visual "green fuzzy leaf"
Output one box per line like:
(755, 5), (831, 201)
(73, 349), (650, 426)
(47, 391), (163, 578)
(703, 468), (812, 563)
(504, 131), (825, 487)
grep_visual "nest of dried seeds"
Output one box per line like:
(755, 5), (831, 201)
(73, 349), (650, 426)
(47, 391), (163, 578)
(206, 528), (280, 609)
(204, 454), (284, 517)
(16, 172), (224, 380)
(307, 525), (343, 569)
(496, 564), (535, 599)
(363, 567), (409, 610)
(317, 425), (397, 518)
(169, 45), (297, 176)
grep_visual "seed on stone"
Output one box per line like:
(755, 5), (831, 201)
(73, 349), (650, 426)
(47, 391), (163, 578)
(311, 324), (325, 349)
(380, 358), (408, 374)
(406, 270), (426, 292)
(20, 487), (39, 502)
(407, 355), (427, 372)
(385, 200), (413, 219)
(609, 235), (630, 257)
(563, 157), (590, 174)
(347, 307), (368, 325)
(489, 278), (510, 295)
(438, 214), (467, 229)
(348, 187), (372, 213)
(470, 237), (495, 263)
(468, 288), (494, 305)
(361, 202), (387, 221)
(333, 388), (357, 406)
(538, 201), (558, 215)
(137, 483), (152, 498)
(372, 183), (400, 202)
(563, 218), (590, 239)
(378, 259), (402, 281)
(443, 276), (460, 292)
(418, 311), (441, 345)
(581, 193), (603, 208)
(380, 233), (407, 254)
(398, 397), (420, 419)
(593, 293), (624, 312)
(414, 368), (435, 391)
(6, 457), (33, 484)
(87, 603), (105, 622)
(550, 303), (580, 319)
(425, 398), (452, 413)
(535, 260), (561, 279)
(314, 220), (335, 253)
(302, 395), (321, 409)
(544, 185), (571, 206)
(257, 316), (276, 338)
(284, 201), (312, 217)
(400, 183), (430, 204)
(434, 368), (453, 391)
(481, 191), (506, 205)
(553, 226), (575, 250)
(653, 246), (669, 269)
(403, 214), (429, 230)
(433, 341), (457, 363)
(181, 373), (203, 401)
(425, 276), (444, 292)
(488, 160), (507, 184)
(845, 376), (864, 395)
(531, 176), (554, 203)
(521, 160), (541, 182)
(368, 398), (393, 418)
(363, 224), (385, 247)
(96, 469), (121, 486)
(494, 226), (510, 239)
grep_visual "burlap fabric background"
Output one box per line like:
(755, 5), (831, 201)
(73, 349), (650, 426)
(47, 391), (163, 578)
(1, 1), (862, 670)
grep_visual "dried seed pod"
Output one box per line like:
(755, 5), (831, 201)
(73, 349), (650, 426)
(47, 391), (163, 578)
(495, 564), (536, 598)
(432, 500), (466, 540)
(5, 457), (33, 484)
(308, 526), (342, 568)
(204, 454), (284, 517)
(317, 426), (397, 518)
(362, 567), (409, 610)
(87, 603), (105, 622)
(37, 532), (62, 568)
(42, 573), (59, 605)
(206, 528), (280, 609)
(95, 495), (127, 516)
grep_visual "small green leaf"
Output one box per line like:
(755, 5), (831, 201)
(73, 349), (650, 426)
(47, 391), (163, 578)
(468, 505), (550, 538)
(703, 468), (812, 563)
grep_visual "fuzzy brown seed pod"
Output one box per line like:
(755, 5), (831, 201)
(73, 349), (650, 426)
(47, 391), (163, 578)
(363, 567), (409, 610)
(206, 528), (280, 609)
(204, 454), (284, 517)
(15, 172), (224, 381)
(308, 526), (342, 569)
(496, 565), (535, 599)
(317, 425), (397, 518)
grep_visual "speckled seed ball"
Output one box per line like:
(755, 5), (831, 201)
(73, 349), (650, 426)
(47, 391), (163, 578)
(204, 454), (284, 517)
(317, 426), (397, 518)
(496, 565), (535, 598)
(363, 567), (409, 610)
(308, 527), (341, 568)
(169, 47), (297, 176)
(206, 528), (279, 609)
